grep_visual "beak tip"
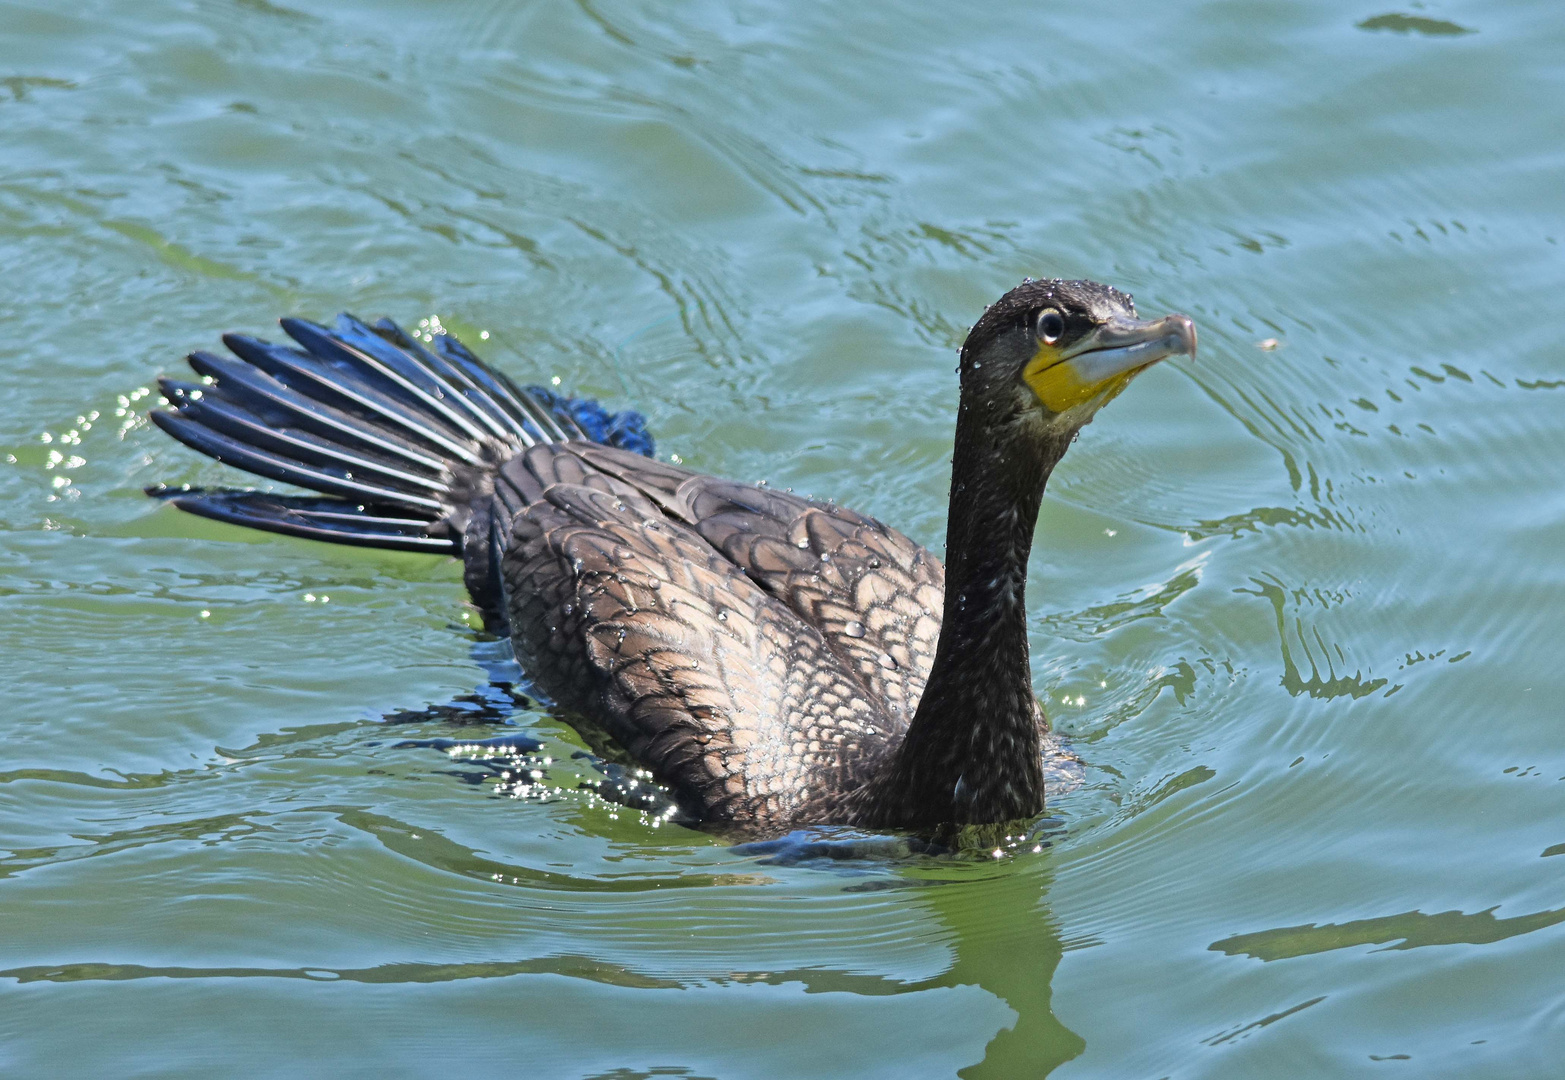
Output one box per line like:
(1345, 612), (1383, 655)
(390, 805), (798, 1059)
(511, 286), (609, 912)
(1170, 314), (1197, 361)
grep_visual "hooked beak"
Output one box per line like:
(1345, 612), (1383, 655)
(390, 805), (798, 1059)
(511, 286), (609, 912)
(1024, 313), (1197, 414)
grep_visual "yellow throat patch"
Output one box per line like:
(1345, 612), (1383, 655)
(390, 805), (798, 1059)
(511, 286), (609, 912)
(1022, 344), (1135, 414)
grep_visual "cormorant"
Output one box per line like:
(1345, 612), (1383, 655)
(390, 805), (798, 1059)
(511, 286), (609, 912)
(148, 279), (1195, 830)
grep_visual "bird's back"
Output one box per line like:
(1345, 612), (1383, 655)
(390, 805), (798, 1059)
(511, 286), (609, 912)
(470, 441), (946, 825)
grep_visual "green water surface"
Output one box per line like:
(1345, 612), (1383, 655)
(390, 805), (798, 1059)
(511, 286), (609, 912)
(2, 0), (1563, 1076)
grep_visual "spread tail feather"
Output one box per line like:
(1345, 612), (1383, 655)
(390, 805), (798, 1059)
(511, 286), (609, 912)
(149, 315), (654, 554)
(145, 487), (459, 553)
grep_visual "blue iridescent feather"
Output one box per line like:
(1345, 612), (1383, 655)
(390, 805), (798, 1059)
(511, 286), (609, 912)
(524, 384), (655, 457)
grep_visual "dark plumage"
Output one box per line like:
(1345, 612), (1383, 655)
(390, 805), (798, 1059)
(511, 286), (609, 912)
(147, 282), (1195, 831)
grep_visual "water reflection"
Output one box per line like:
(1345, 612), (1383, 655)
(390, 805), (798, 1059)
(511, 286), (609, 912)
(1201, 996), (1327, 1048)
(0, 848), (1084, 1077)
(0, 955), (683, 989)
(0, 810), (271, 882)
(917, 862), (1084, 1078)
(1212, 904), (1565, 961)
(1237, 574), (1392, 701)
(336, 808), (762, 891)
(1356, 14), (1476, 37)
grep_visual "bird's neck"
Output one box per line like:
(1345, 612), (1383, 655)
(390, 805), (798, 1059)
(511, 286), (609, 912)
(864, 408), (1069, 828)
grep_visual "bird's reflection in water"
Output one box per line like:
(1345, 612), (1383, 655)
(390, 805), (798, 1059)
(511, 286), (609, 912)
(928, 860), (1084, 1078)
(393, 652), (1086, 1076)
(740, 831), (1084, 1077)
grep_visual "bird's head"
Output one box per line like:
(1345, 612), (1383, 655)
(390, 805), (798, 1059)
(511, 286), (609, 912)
(958, 279), (1196, 443)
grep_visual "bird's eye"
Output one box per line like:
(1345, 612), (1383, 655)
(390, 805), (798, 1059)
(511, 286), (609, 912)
(1036, 309), (1064, 345)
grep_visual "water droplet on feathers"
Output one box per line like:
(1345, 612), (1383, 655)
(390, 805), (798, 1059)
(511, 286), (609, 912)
(844, 621), (866, 638)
